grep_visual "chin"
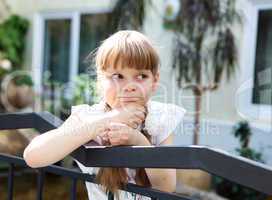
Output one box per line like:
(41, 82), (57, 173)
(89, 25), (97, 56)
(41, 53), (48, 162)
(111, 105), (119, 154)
(121, 100), (147, 107)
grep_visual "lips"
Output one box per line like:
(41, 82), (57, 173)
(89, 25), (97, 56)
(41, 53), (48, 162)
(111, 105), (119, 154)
(119, 97), (140, 102)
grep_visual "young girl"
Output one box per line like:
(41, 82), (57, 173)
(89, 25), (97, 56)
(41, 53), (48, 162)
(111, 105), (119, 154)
(24, 30), (186, 200)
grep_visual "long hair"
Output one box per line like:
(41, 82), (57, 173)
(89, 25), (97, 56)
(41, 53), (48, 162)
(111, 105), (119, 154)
(95, 102), (152, 198)
(92, 30), (160, 198)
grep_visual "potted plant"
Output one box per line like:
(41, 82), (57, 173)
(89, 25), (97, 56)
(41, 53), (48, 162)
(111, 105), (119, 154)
(0, 54), (34, 110)
(0, 14), (29, 111)
(6, 73), (34, 109)
(213, 121), (267, 200)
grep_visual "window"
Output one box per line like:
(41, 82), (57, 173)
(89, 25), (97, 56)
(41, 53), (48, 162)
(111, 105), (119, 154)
(32, 10), (114, 112)
(252, 10), (272, 106)
(79, 13), (112, 73)
(43, 19), (71, 83)
(239, 3), (272, 122)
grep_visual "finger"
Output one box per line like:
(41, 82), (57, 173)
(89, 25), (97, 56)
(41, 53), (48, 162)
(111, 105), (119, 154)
(121, 121), (135, 129)
(109, 135), (129, 146)
(133, 114), (145, 123)
(108, 123), (126, 131)
(130, 107), (146, 115)
(107, 130), (122, 139)
(135, 108), (147, 119)
(96, 129), (109, 138)
(101, 132), (111, 144)
(108, 134), (122, 146)
(132, 122), (139, 129)
(129, 115), (144, 127)
(127, 120), (138, 129)
(101, 134), (109, 141)
(134, 118), (143, 127)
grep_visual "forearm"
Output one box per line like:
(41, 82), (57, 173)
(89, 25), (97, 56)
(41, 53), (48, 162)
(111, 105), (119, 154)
(134, 137), (176, 192)
(145, 168), (176, 192)
(24, 113), (107, 168)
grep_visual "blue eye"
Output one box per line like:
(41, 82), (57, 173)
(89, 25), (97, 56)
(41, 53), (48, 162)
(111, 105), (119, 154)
(111, 73), (123, 80)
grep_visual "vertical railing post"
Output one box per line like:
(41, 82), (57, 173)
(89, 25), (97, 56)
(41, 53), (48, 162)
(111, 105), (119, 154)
(36, 169), (45, 200)
(7, 163), (14, 200)
(70, 178), (77, 200)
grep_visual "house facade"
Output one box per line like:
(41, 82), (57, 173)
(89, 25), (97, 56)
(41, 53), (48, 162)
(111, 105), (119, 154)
(1, 0), (271, 163)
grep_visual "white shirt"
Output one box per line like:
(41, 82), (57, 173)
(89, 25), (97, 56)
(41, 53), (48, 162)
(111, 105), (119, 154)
(71, 100), (186, 200)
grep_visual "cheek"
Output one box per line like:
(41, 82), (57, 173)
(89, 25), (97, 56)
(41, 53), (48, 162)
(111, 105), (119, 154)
(102, 80), (117, 101)
(137, 81), (154, 98)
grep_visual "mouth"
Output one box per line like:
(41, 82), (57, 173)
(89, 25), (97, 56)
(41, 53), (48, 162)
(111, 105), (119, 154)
(118, 97), (140, 102)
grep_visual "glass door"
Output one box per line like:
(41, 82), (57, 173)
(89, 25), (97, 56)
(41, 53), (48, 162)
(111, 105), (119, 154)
(41, 18), (72, 113)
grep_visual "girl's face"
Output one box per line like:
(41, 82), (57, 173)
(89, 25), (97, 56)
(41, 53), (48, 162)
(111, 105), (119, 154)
(99, 66), (159, 109)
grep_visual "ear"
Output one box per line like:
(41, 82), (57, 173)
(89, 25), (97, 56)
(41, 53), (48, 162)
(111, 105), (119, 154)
(152, 72), (160, 92)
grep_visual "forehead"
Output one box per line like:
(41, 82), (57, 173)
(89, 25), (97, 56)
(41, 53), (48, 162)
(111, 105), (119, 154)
(104, 66), (152, 74)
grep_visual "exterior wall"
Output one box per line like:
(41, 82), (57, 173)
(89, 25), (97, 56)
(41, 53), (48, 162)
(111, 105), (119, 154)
(143, 0), (271, 127)
(0, 1), (10, 21)
(2, 0), (115, 87)
(1, 0), (271, 162)
(143, 0), (272, 164)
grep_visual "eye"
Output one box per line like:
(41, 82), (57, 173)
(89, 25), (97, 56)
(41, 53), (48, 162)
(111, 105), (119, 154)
(136, 74), (148, 80)
(111, 73), (123, 80)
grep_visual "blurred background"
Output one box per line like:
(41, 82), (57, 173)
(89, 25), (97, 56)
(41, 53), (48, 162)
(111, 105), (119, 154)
(0, 0), (271, 199)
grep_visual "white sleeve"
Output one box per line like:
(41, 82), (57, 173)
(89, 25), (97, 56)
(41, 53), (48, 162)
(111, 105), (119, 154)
(71, 103), (105, 123)
(154, 104), (186, 145)
(71, 104), (89, 115)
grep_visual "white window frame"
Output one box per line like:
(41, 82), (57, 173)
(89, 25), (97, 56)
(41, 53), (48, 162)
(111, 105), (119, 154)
(238, 1), (272, 122)
(32, 8), (113, 110)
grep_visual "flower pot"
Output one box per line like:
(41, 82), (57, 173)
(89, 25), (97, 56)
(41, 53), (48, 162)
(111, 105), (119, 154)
(6, 80), (34, 109)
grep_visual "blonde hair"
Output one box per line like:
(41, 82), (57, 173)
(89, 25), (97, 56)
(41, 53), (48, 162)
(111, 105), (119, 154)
(95, 30), (159, 75)
(89, 30), (159, 198)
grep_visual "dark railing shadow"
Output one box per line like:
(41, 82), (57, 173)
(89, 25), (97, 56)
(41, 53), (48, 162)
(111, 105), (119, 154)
(0, 111), (271, 200)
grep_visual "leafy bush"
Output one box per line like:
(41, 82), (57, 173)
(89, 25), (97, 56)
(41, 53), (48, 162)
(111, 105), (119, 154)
(41, 72), (98, 119)
(60, 73), (98, 111)
(0, 15), (29, 68)
(213, 121), (267, 200)
(14, 74), (33, 87)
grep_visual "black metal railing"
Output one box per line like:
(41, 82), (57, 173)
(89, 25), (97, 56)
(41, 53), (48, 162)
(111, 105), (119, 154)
(0, 111), (272, 200)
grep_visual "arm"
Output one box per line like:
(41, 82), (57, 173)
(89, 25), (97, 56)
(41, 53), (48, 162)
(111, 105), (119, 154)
(140, 134), (176, 193)
(23, 113), (110, 168)
(103, 124), (176, 193)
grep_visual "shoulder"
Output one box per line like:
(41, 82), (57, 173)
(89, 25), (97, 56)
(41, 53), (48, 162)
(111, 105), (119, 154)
(145, 100), (186, 145)
(147, 100), (186, 116)
(146, 100), (186, 124)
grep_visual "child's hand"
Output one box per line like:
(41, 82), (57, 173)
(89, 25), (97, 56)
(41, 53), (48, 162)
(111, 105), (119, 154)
(100, 122), (147, 146)
(108, 104), (147, 129)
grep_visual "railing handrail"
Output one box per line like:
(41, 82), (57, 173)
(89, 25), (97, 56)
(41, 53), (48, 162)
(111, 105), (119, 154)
(0, 111), (271, 195)
(71, 145), (272, 195)
(0, 153), (190, 200)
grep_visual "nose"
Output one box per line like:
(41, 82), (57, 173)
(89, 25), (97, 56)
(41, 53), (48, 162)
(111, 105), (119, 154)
(123, 82), (137, 93)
